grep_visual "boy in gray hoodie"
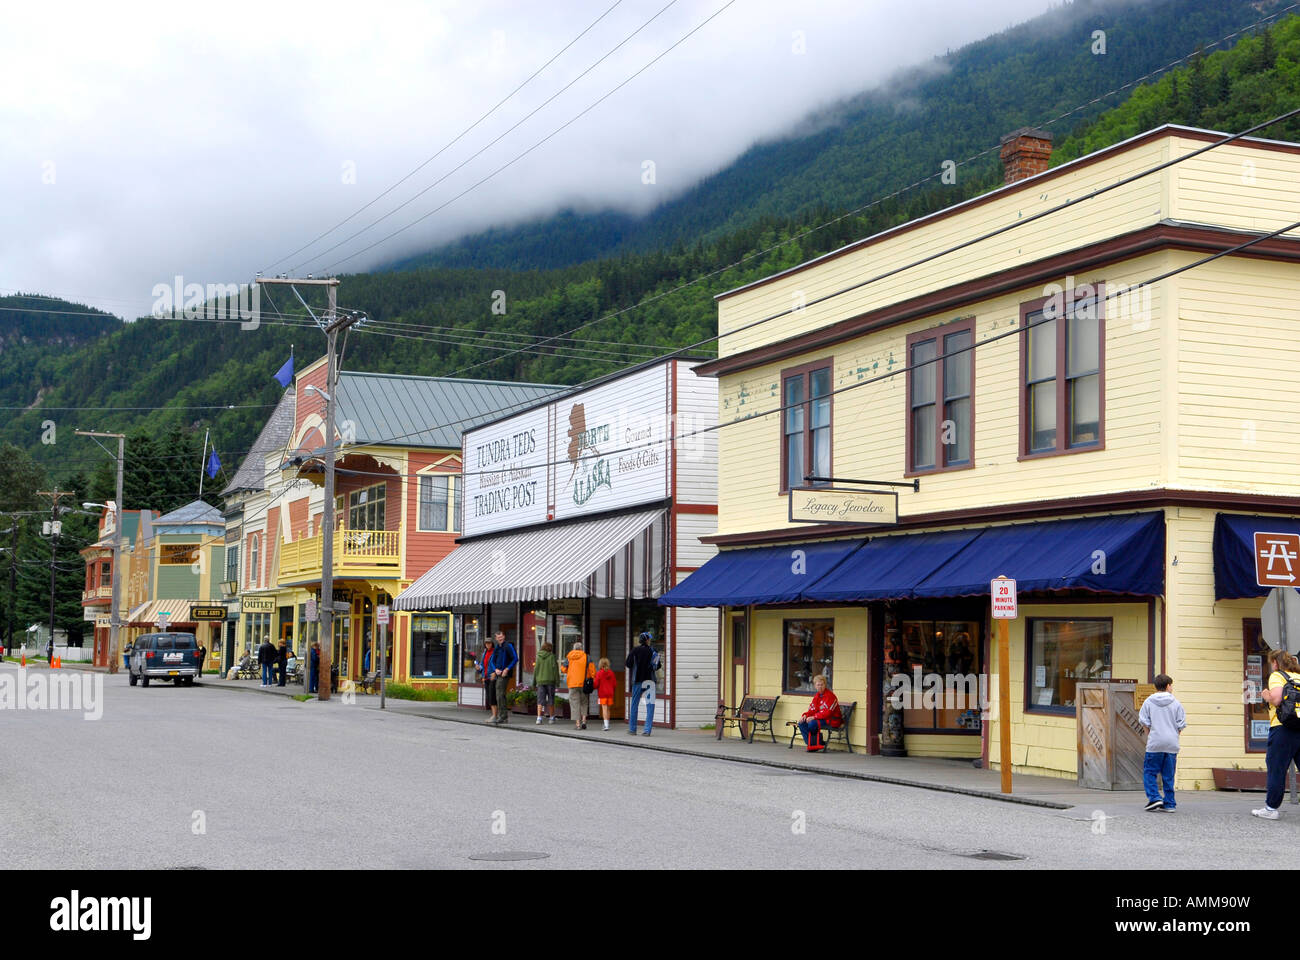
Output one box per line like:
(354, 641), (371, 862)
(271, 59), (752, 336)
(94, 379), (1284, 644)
(1138, 674), (1187, 812)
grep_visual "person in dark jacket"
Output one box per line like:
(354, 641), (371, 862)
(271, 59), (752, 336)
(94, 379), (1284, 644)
(308, 641), (321, 694)
(258, 639), (275, 687)
(479, 637), (499, 723)
(196, 644), (207, 680)
(276, 640), (289, 687)
(626, 632), (658, 736)
(488, 630), (518, 725)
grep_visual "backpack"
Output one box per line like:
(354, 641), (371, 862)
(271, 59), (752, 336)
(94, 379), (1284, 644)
(581, 654), (595, 695)
(1276, 671), (1300, 732)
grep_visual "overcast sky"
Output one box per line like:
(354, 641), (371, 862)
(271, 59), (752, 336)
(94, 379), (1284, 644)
(1, 0), (1059, 319)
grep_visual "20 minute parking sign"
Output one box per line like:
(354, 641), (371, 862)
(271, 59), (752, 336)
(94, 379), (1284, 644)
(991, 576), (1018, 619)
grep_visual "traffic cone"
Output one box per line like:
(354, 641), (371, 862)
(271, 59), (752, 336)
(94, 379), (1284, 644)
(54, 656), (61, 669)
(20, 653), (26, 667)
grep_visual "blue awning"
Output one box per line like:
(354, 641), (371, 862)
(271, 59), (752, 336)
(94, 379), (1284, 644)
(658, 539), (863, 607)
(803, 528), (983, 602)
(1213, 513), (1300, 600)
(911, 511), (1165, 598)
(663, 511), (1165, 608)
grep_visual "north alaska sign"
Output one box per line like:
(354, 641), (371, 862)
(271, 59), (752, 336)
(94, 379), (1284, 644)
(788, 488), (899, 526)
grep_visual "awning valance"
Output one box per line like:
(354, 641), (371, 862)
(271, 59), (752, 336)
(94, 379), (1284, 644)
(1213, 513), (1300, 600)
(658, 539), (863, 607)
(394, 508), (666, 610)
(127, 599), (199, 626)
(661, 511), (1166, 608)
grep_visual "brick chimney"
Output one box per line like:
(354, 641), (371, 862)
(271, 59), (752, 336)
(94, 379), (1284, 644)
(999, 127), (1053, 184)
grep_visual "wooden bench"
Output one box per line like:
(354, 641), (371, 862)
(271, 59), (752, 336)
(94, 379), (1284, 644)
(787, 701), (857, 753)
(715, 696), (779, 744)
(358, 670), (382, 694)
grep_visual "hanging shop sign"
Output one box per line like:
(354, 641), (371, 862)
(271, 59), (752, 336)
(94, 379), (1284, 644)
(159, 543), (201, 564)
(191, 605), (228, 621)
(788, 488), (898, 526)
(241, 596), (276, 613)
(548, 598), (582, 615)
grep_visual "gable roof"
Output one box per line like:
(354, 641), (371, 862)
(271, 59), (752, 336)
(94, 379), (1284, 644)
(330, 371), (567, 449)
(221, 389), (295, 496)
(153, 500), (223, 526)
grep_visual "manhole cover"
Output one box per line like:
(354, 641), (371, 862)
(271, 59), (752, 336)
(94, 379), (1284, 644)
(468, 851), (551, 862)
(964, 851), (1025, 861)
(166, 865), (208, 870)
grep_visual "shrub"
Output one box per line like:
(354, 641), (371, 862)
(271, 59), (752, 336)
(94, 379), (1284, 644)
(383, 682), (456, 702)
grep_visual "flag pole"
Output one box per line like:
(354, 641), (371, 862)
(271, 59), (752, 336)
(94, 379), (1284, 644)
(198, 428), (210, 498)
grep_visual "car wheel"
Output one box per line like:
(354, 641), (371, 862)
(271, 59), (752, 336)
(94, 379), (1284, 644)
(141, 674), (150, 687)
(128, 671), (138, 686)
(183, 676), (194, 686)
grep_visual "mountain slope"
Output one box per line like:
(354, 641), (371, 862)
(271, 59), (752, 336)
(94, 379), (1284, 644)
(396, 0), (1289, 272)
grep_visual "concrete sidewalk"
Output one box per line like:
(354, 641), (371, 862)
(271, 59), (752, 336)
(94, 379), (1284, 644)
(195, 677), (1271, 815)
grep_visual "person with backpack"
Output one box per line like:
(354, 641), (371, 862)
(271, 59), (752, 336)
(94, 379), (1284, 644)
(1137, 674), (1185, 811)
(533, 641), (559, 725)
(625, 632), (658, 736)
(563, 641), (595, 730)
(1253, 648), (1300, 820)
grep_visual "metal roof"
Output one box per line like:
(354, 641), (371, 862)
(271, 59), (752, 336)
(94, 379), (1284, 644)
(222, 389), (296, 496)
(153, 500), (223, 526)
(331, 371), (567, 449)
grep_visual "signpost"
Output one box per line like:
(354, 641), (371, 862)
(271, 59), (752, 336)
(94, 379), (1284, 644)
(991, 576), (1017, 795)
(377, 604), (389, 709)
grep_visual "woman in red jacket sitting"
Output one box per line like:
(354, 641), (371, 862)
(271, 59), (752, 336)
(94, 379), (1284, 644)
(797, 674), (841, 752)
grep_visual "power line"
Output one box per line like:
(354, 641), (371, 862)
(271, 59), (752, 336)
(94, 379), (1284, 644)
(315, 0), (738, 274)
(262, 0), (629, 273)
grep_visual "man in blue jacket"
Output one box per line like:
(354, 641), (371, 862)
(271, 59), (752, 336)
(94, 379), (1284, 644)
(488, 630), (518, 725)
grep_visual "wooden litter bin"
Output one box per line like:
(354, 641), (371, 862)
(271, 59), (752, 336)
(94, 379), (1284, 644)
(1077, 681), (1145, 790)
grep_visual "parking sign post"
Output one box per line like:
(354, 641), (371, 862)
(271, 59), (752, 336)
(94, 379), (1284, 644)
(991, 576), (1018, 795)
(377, 604), (389, 709)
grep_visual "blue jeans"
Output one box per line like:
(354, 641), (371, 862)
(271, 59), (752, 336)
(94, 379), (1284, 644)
(798, 717), (826, 748)
(261, 663), (272, 685)
(1143, 751), (1177, 808)
(628, 681), (655, 733)
(1266, 725), (1300, 809)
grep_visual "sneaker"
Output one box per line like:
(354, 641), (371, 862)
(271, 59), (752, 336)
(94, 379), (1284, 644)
(580, 723), (587, 730)
(1161, 805), (1176, 812)
(627, 729), (638, 735)
(548, 716), (556, 724)
(1144, 799), (1163, 812)
(484, 716), (498, 724)
(1252, 806), (1280, 820)
(642, 730), (652, 737)
(535, 716), (542, 725)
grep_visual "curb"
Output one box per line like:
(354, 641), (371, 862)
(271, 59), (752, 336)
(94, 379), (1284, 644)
(396, 706), (1074, 810)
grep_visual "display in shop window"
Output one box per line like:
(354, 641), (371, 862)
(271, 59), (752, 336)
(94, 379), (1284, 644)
(1027, 618), (1112, 710)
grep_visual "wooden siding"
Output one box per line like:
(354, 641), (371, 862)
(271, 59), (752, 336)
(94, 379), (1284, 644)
(674, 361), (719, 506)
(717, 255), (1170, 538)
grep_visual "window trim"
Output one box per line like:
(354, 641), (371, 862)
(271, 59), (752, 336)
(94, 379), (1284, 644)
(347, 482), (387, 531)
(777, 357), (835, 494)
(904, 316), (976, 477)
(1017, 286), (1106, 461)
(1022, 615), (1114, 717)
(247, 533), (260, 588)
(416, 472), (461, 534)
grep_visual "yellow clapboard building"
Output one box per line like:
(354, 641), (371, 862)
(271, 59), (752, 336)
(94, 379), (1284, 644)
(661, 125), (1300, 789)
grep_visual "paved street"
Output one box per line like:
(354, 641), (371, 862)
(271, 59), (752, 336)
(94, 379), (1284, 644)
(0, 664), (1281, 870)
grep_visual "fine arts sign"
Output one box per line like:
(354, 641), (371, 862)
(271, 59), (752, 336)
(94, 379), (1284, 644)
(788, 488), (899, 526)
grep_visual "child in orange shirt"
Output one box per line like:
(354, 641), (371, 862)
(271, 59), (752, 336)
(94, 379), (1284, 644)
(595, 657), (617, 732)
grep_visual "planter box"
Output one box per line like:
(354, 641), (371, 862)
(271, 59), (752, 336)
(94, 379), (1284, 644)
(1212, 768), (1267, 791)
(510, 701), (536, 715)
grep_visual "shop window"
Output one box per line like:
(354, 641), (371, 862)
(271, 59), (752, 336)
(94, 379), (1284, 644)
(1020, 288), (1104, 458)
(906, 318), (974, 474)
(779, 360), (832, 492)
(1026, 618), (1113, 713)
(296, 604), (318, 660)
(554, 614), (584, 678)
(418, 474), (460, 533)
(520, 607), (547, 686)
(460, 614), (483, 684)
(1245, 618), (1269, 751)
(333, 614), (351, 677)
(411, 614), (453, 679)
(783, 619), (834, 694)
(632, 599), (667, 696)
(893, 614), (983, 732)
(348, 483), (386, 531)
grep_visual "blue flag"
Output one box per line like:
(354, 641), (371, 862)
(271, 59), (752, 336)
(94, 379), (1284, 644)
(273, 353), (294, 387)
(206, 449), (221, 479)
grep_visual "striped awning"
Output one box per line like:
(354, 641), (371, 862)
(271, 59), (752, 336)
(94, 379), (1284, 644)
(127, 599), (199, 626)
(394, 508), (667, 610)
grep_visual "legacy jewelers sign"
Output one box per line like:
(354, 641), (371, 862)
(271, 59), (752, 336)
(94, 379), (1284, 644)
(788, 488), (899, 526)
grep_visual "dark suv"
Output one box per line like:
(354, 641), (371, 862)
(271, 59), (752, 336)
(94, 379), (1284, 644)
(128, 632), (201, 686)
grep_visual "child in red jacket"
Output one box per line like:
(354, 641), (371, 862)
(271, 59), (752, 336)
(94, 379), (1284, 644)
(595, 657), (618, 732)
(798, 675), (841, 752)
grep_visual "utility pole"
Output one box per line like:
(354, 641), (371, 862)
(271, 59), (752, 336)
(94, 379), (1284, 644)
(76, 431), (126, 673)
(37, 488), (76, 662)
(257, 276), (358, 700)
